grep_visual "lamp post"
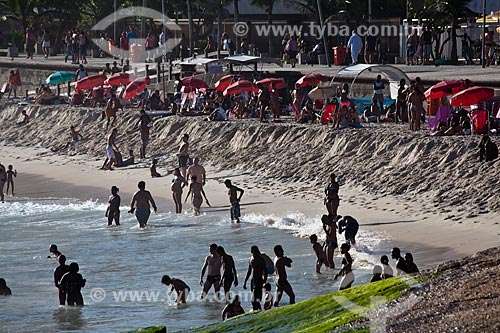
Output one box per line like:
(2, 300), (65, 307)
(482, 0), (486, 68)
(316, 0), (331, 66)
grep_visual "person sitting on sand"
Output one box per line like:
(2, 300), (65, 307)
(48, 244), (62, 258)
(150, 159), (162, 178)
(370, 265), (383, 282)
(363, 99), (381, 123)
(35, 86), (57, 104)
(221, 295), (245, 320)
(54, 255), (70, 305)
(381, 255), (394, 279)
(337, 215), (359, 245)
(129, 181), (157, 228)
(208, 102), (227, 121)
(0, 278), (12, 296)
(334, 243), (354, 290)
(105, 186), (120, 226)
(225, 179), (244, 223)
(105, 94), (121, 131)
(121, 149), (135, 167)
(298, 100), (315, 124)
(273, 245), (295, 307)
(310, 234), (326, 274)
(185, 175), (210, 216)
(479, 134), (498, 162)
(6, 165), (16, 196)
(391, 247), (408, 276)
(16, 110), (30, 126)
(322, 214), (338, 269)
(161, 275), (190, 304)
(405, 253), (420, 274)
(59, 262), (86, 306)
(324, 173), (340, 217)
(171, 168), (187, 214)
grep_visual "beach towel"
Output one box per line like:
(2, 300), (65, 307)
(428, 105), (451, 132)
(471, 109), (488, 134)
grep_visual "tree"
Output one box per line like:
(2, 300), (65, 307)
(251, 0), (275, 56)
(0, 0), (38, 31)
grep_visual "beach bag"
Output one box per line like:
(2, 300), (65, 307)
(261, 253), (275, 275)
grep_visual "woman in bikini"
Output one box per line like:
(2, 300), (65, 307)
(171, 168), (187, 214)
(324, 173), (340, 217)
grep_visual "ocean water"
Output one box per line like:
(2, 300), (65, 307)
(0, 198), (389, 333)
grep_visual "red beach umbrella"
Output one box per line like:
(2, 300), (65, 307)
(104, 72), (136, 87)
(181, 77), (209, 89)
(256, 78), (287, 90)
(223, 80), (258, 96)
(295, 73), (330, 87)
(451, 86), (495, 107)
(214, 74), (244, 92)
(75, 74), (107, 91)
(123, 77), (150, 100)
(424, 80), (467, 99)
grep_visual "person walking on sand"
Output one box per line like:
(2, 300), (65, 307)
(161, 275), (190, 304)
(322, 215), (338, 269)
(309, 234), (326, 274)
(185, 175), (210, 215)
(0, 164), (6, 203)
(68, 125), (83, 155)
(334, 243), (354, 290)
(217, 246), (238, 301)
(105, 186), (121, 226)
(129, 181), (157, 228)
(187, 157), (206, 186)
(6, 165), (17, 196)
(104, 128), (119, 170)
(224, 179), (244, 223)
(337, 215), (359, 245)
(200, 243), (222, 300)
(407, 83), (422, 131)
(171, 168), (187, 214)
(138, 109), (151, 159)
(273, 245), (295, 307)
(54, 255), (70, 305)
(324, 173), (340, 217)
(221, 295), (245, 320)
(59, 262), (86, 306)
(105, 94), (121, 131)
(243, 245), (268, 310)
(391, 247), (408, 276)
(177, 134), (190, 179)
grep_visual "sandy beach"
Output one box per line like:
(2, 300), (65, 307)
(1, 101), (499, 268)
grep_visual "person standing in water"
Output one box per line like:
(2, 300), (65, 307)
(48, 244), (63, 258)
(54, 255), (70, 305)
(105, 186), (121, 226)
(224, 179), (244, 223)
(129, 181), (157, 228)
(334, 243), (354, 290)
(243, 245), (268, 310)
(324, 173), (340, 217)
(309, 234), (326, 274)
(60, 262), (86, 306)
(337, 215), (359, 245)
(6, 165), (17, 196)
(161, 275), (190, 304)
(0, 164), (6, 203)
(177, 134), (189, 179)
(187, 157), (206, 186)
(322, 214), (338, 269)
(273, 245), (295, 307)
(171, 168), (187, 214)
(391, 247), (408, 276)
(217, 246), (238, 301)
(185, 175), (210, 215)
(200, 243), (222, 300)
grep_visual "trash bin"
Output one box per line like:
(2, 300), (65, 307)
(426, 98), (439, 116)
(333, 46), (347, 66)
(130, 44), (145, 63)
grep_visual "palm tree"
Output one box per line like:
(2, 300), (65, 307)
(233, 0), (240, 52)
(252, 0), (275, 57)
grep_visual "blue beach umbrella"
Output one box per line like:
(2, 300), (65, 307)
(45, 71), (75, 85)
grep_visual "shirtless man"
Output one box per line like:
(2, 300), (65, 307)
(200, 243), (222, 300)
(407, 83), (423, 131)
(217, 246), (238, 301)
(337, 215), (359, 245)
(187, 158), (206, 185)
(0, 164), (6, 203)
(105, 94), (120, 131)
(243, 245), (268, 310)
(273, 245), (295, 306)
(138, 109), (151, 159)
(54, 255), (70, 305)
(224, 179), (244, 223)
(129, 181), (157, 228)
(48, 244), (62, 258)
(104, 128), (119, 170)
(68, 125), (83, 155)
(177, 134), (189, 179)
(161, 275), (190, 304)
(322, 214), (338, 269)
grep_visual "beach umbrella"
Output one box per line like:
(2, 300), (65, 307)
(296, 73), (330, 87)
(104, 72), (136, 87)
(450, 86), (495, 107)
(223, 80), (258, 96)
(45, 71), (75, 85)
(256, 78), (287, 90)
(75, 74), (107, 91)
(308, 85), (337, 100)
(214, 74), (243, 92)
(424, 80), (467, 99)
(123, 76), (150, 100)
(181, 77), (209, 89)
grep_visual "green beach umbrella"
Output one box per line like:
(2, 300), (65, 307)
(45, 71), (75, 85)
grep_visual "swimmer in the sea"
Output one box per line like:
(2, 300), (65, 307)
(273, 245), (295, 307)
(185, 175), (210, 216)
(59, 262), (86, 306)
(105, 186), (121, 226)
(129, 181), (157, 228)
(54, 255), (70, 305)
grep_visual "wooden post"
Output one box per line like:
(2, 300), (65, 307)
(67, 82), (71, 97)
(57, 84), (60, 96)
